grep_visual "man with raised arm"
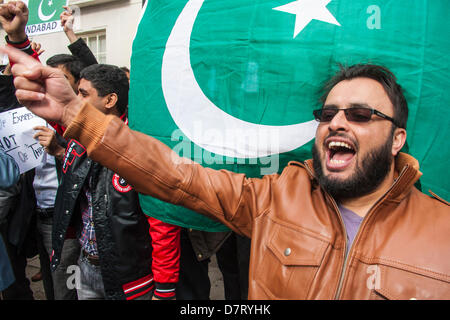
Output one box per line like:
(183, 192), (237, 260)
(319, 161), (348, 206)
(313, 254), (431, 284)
(3, 45), (449, 300)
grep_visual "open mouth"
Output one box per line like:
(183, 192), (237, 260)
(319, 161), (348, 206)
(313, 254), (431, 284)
(325, 139), (357, 171)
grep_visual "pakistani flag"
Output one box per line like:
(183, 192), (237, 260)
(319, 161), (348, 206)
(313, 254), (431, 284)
(25, 0), (67, 36)
(130, 0), (450, 231)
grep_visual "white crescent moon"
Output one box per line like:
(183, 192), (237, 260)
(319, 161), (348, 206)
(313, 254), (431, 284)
(161, 0), (318, 158)
(38, 0), (56, 22)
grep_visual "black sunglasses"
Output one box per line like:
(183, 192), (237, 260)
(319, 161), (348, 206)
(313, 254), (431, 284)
(313, 107), (402, 128)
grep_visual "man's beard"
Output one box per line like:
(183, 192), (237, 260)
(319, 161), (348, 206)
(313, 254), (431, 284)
(312, 135), (394, 200)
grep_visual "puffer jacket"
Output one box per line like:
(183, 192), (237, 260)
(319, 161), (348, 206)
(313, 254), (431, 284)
(64, 102), (450, 300)
(51, 138), (180, 300)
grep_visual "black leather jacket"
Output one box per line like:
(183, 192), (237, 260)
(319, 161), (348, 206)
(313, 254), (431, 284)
(0, 72), (21, 112)
(51, 139), (154, 300)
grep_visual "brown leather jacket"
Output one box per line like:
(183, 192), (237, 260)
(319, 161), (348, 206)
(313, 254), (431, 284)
(65, 102), (450, 300)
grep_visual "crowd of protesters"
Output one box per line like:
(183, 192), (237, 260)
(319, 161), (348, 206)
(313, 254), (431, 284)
(0, 1), (250, 300)
(3, 0), (448, 302)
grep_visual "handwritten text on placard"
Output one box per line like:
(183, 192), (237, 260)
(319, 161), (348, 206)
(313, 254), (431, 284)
(0, 107), (47, 173)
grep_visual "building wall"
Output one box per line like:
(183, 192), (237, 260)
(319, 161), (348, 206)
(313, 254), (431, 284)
(1, 0), (143, 68)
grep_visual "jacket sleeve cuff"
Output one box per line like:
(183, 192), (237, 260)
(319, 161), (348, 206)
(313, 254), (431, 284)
(154, 282), (176, 300)
(5, 35), (34, 56)
(63, 102), (113, 154)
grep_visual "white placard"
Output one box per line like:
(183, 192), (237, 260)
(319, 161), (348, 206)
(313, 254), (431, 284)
(0, 107), (47, 173)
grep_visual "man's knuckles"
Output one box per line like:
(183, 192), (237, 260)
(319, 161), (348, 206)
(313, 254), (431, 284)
(13, 75), (44, 93)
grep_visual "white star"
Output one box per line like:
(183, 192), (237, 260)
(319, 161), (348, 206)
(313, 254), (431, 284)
(273, 0), (341, 38)
(48, 0), (53, 6)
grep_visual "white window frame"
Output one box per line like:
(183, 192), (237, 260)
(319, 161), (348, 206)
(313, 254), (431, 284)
(78, 30), (107, 64)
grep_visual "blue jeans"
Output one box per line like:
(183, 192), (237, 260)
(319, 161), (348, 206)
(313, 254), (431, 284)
(77, 252), (105, 300)
(77, 252), (152, 300)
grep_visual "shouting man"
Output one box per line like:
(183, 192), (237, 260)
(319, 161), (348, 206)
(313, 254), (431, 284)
(3, 46), (449, 300)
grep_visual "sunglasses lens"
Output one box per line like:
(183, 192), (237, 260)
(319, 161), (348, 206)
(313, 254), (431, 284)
(314, 108), (375, 123)
(314, 109), (337, 122)
(346, 108), (372, 122)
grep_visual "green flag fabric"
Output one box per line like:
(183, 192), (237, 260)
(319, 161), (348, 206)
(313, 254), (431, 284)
(130, 0), (450, 231)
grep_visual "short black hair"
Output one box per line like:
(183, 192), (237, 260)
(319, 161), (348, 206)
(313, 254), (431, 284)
(80, 64), (129, 115)
(321, 64), (408, 129)
(46, 54), (84, 82)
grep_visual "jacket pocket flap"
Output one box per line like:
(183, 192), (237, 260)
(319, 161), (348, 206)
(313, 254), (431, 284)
(267, 223), (328, 266)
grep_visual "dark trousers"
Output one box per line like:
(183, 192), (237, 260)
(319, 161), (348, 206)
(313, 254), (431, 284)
(216, 233), (250, 300)
(177, 231), (211, 299)
(0, 221), (34, 300)
(177, 231), (250, 300)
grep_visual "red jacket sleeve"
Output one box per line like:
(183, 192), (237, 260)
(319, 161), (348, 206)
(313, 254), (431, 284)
(48, 122), (66, 135)
(147, 216), (180, 300)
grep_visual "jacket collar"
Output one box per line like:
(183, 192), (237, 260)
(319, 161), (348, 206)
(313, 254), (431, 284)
(303, 152), (422, 201)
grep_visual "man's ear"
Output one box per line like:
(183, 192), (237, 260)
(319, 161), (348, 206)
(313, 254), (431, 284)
(392, 127), (407, 157)
(104, 93), (118, 110)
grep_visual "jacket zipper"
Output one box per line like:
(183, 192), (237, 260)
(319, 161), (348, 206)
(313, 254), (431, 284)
(328, 195), (348, 300)
(333, 166), (409, 299)
(303, 162), (350, 299)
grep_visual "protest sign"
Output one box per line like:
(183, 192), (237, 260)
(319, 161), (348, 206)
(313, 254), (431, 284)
(0, 107), (47, 173)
